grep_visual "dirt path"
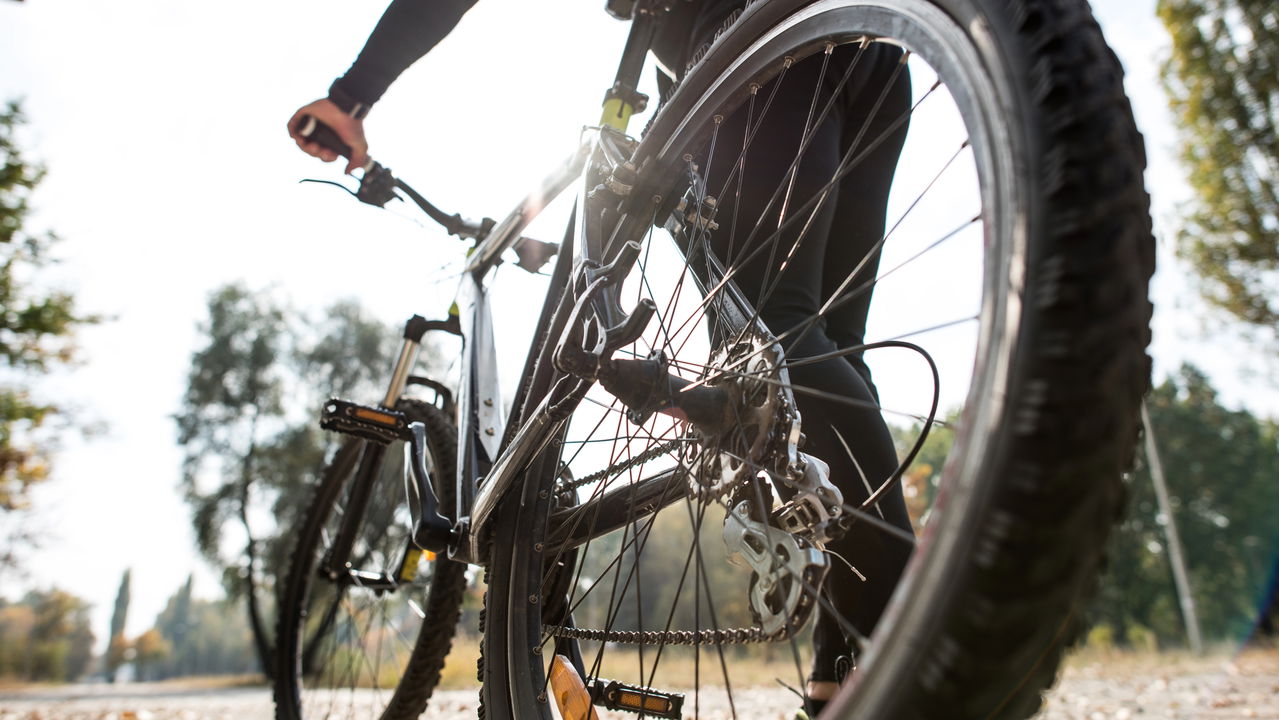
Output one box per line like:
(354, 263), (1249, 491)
(1038, 649), (1279, 720)
(2, 650), (1275, 719)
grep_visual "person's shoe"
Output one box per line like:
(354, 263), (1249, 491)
(796, 656), (853, 719)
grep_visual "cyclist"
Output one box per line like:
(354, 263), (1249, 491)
(288, 2), (914, 717)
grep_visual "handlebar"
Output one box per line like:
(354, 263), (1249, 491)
(294, 115), (369, 171)
(294, 115), (560, 273)
(295, 114), (489, 240)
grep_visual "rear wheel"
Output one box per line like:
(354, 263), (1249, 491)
(274, 399), (466, 720)
(482, 0), (1153, 718)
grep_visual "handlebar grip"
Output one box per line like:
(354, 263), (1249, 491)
(295, 115), (353, 159)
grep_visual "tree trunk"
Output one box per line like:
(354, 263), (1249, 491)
(244, 533), (275, 679)
(238, 420), (275, 679)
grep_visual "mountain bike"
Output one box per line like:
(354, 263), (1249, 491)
(273, 0), (1155, 718)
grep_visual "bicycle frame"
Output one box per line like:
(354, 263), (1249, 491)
(451, 126), (642, 564)
(313, 1), (747, 574)
(373, 6), (670, 566)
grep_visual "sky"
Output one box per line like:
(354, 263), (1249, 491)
(1, 0), (1276, 652)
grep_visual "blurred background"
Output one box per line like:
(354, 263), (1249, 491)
(0, 0), (1275, 699)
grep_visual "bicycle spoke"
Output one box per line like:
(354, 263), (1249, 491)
(678, 92), (958, 394)
(746, 46), (897, 340)
(661, 75), (945, 362)
(832, 426), (885, 521)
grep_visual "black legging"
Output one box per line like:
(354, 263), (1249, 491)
(699, 42), (916, 682)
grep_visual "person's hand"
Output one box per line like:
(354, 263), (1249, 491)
(287, 98), (369, 174)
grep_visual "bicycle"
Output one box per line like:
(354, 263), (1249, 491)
(273, 0), (1155, 718)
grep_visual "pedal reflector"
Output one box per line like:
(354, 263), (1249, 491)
(398, 548), (423, 582)
(549, 655), (599, 720)
(353, 406), (400, 426)
(320, 398), (408, 444)
(590, 678), (684, 718)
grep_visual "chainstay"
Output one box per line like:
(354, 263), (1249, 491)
(543, 623), (788, 646)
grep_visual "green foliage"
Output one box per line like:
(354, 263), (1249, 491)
(891, 410), (958, 528)
(105, 568), (131, 681)
(175, 284), (288, 676)
(174, 284), (417, 675)
(140, 577), (257, 679)
(0, 588), (95, 681)
(1091, 365), (1279, 646)
(132, 628), (171, 681)
(1085, 623), (1115, 652)
(155, 574), (194, 674)
(889, 387), (1278, 648)
(0, 101), (94, 514)
(176, 284), (287, 567)
(105, 634), (132, 680)
(1158, 1), (1279, 333)
(585, 503), (755, 634)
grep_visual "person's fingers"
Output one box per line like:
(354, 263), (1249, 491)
(344, 151), (367, 174)
(287, 108), (307, 140)
(294, 136), (321, 159)
(287, 98), (370, 170)
(295, 138), (339, 163)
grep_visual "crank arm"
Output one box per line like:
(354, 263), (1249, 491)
(405, 421), (456, 553)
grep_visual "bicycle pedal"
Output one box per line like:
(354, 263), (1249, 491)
(588, 677), (684, 719)
(320, 399), (410, 444)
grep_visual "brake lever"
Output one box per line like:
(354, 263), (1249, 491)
(295, 114), (493, 239)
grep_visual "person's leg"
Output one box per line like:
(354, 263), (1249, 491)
(822, 43), (913, 400)
(700, 44), (913, 698)
(806, 43), (916, 703)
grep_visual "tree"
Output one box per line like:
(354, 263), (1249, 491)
(175, 287), (407, 676)
(105, 568), (131, 681)
(0, 588), (95, 681)
(176, 284), (289, 677)
(1253, 569), (1278, 643)
(0, 598), (36, 679)
(891, 411), (958, 528)
(1090, 365), (1279, 646)
(133, 628), (171, 682)
(145, 578), (259, 679)
(105, 634), (133, 682)
(0, 101), (94, 526)
(154, 574), (194, 676)
(1158, 1), (1279, 336)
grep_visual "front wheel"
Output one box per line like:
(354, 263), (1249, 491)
(274, 399), (467, 720)
(481, 0), (1153, 718)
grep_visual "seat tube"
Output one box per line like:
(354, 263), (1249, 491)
(600, 6), (658, 131)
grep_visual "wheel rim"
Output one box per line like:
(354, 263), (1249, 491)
(287, 440), (445, 719)
(492, 2), (1028, 717)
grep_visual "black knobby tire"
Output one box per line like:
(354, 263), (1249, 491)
(274, 399), (467, 720)
(481, 1), (1153, 718)
(826, 1), (1154, 717)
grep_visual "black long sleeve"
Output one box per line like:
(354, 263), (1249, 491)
(329, 0), (480, 108)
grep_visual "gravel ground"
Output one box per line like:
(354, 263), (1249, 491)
(1037, 650), (1279, 720)
(1, 650), (1275, 720)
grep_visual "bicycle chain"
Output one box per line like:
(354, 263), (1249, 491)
(543, 537), (829, 648)
(550, 439), (782, 648)
(558, 437), (691, 492)
(543, 623), (788, 646)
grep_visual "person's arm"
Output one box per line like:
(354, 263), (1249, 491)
(288, 0), (480, 172)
